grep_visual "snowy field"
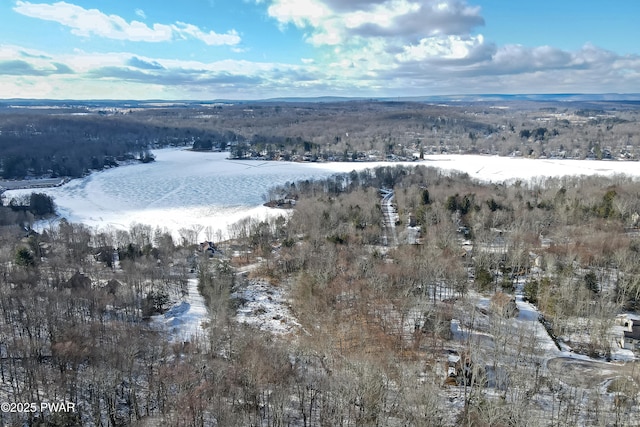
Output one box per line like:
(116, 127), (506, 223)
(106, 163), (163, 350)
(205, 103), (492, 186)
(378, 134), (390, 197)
(232, 280), (303, 335)
(5, 149), (640, 239)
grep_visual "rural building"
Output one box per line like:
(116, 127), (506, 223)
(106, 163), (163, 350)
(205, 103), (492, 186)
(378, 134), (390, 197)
(618, 315), (640, 351)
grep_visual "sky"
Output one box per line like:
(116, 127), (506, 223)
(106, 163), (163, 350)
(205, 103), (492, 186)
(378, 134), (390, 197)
(0, 0), (639, 100)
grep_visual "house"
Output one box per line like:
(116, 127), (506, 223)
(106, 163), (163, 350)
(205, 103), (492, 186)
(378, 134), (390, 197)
(64, 271), (91, 291)
(618, 315), (640, 351)
(199, 241), (217, 256)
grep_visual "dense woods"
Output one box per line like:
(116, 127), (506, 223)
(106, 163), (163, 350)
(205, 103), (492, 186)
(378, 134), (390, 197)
(0, 192), (54, 226)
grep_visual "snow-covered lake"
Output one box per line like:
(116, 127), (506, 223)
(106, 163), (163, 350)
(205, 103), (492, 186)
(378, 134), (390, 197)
(7, 149), (392, 238)
(5, 149), (640, 238)
(423, 154), (640, 182)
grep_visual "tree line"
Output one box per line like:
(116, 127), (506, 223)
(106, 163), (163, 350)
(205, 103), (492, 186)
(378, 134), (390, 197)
(3, 100), (639, 179)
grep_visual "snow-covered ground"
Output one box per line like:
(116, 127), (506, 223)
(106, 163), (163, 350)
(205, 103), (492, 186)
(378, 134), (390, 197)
(231, 280), (302, 335)
(6, 151), (639, 343)
(153, 277), (209, 343)
(514, 295), (562, 355)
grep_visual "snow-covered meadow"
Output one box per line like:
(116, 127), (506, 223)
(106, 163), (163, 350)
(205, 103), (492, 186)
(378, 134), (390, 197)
(154, 277), (209, 343)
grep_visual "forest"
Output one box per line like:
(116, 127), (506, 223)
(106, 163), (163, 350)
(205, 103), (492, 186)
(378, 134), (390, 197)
(0, 159), (640, 425)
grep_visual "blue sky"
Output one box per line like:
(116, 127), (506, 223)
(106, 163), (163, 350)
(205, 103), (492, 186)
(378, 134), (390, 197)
(0, 0), (638, 99)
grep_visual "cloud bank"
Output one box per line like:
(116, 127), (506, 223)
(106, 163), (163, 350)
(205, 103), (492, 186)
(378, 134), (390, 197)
(1, 0), (639, 99)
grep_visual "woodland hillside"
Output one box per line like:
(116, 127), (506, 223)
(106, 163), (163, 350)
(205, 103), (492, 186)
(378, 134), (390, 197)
(1, 162), (640, 425)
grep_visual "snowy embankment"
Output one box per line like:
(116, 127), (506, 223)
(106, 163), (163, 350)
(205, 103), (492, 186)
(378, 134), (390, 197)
(153, 277), (209, 343)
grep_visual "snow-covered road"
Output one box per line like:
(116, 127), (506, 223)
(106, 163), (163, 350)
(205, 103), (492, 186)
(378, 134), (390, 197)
(155, 277), (209, 343)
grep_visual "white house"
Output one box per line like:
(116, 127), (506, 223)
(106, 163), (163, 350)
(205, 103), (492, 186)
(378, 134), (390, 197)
(618, 316), (640, 351)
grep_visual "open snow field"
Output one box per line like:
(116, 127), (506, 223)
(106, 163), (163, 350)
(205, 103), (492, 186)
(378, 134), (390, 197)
(154, 277), (209, 343)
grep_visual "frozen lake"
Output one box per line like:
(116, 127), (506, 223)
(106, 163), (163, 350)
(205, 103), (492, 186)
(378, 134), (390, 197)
(6, 149), (407, 238)
(6, 149), (640, 238)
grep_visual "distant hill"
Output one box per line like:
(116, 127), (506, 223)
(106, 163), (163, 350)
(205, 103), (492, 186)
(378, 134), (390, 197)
(391, 93), (640, 102)
(2, 93), (640, 108)
(232, 93), (640, 104)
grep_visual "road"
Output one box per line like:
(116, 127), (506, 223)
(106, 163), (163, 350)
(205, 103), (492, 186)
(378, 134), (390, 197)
(380, 188), (398, 246)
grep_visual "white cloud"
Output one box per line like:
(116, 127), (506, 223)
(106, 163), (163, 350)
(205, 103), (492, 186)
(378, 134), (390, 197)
(13, 1), (240, 45)
(267, 0), (331, 29)
(14, 1), (173, 42)
(135, 8), (146, 19)
(1, 36), (639, 99)
(253, 0), (640, 96)
(396, 34), (485, 62)
(0, 45), (325, 99)
(260, 0), (489, 85)
(264, 0), (483, 44)
(173, 22), (241, 46)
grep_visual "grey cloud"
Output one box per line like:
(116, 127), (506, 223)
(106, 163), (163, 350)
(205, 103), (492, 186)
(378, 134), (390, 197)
(89, 66), (263, 87)
(0, 59), (73, 76)
(19, 50), (52, 60)
(351, 1), (484, 40)
(195, 73), (263, 86)
(51, 62), (74, 74)
(270, 68), (323, 82)
(0, 60), (42, 75)
(382, 44), (624, 87)
(127, 56), (165, 70)
(476, 45), (589, 76)
(89, 66), (153, 81)
(321, 0), (389, 12)
(85, 62), (338, 94)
